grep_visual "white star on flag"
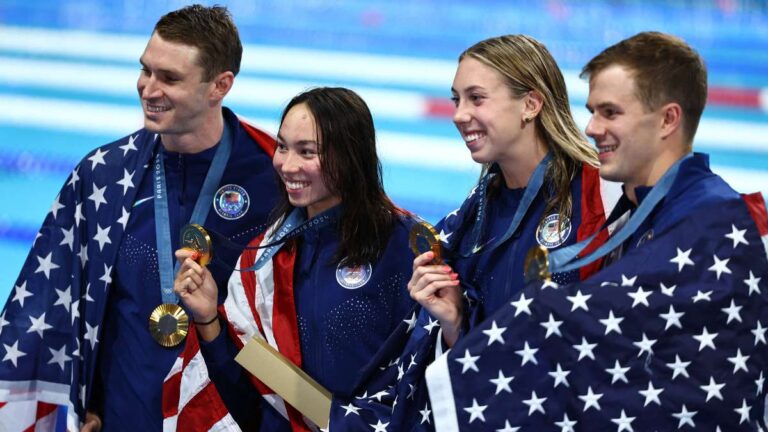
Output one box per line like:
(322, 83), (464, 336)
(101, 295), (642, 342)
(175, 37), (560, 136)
(2, 341), (26, 367)
(93, 224), (112, 251)
(666, 354), (691, 379)
(116, 169), (135, 195)
(48, 345), (72, 371)
(67, 167), (80, 190)
(515, 342), (538, 366)
(669, 248), (694, 272)
(522, 391), (546, 415)
(510, 293), (533, 316)
(606, 360), (630, 384)
(708, 255), (732, 280)
(27, 313), (53, 338)
(700, 376), (725, 401)
(456, 349), (480, 374)
(12, 281), (33, 307)
(540, 313), (563, 338)
(566, 290), (591, 312)
(35, 252), (60, 280)
(120, 134), (138, 155)
(639, 381), (664, 406)
(482, 321), (507, 345)
(87, 148), (108, 170)
(490, 370), (514, 394)
(88, 183), (108, 211)
(578, 386), (603, 412)
(725, 224), (748, 248)
(463, 398), (487, 423)
(672, 405), (697, 428)
(49, 195), (65, 220)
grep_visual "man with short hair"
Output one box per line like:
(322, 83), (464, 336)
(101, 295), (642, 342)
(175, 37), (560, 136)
(424, 32), (768, 431)
(0, 5), (277, 431)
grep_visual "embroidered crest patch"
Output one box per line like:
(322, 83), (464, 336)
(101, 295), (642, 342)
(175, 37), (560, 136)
(336, 262), (373, 290)
(536, 213), (572, 249)
(213, 184), (249, 220)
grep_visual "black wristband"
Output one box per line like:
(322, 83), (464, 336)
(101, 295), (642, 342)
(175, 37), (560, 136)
(194, 314), (219, 326)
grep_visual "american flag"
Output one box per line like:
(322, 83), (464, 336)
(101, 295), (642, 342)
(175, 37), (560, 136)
(327, 164), (615, 432)
(0, 130), (157, 431)
(425, 193), (768, 431)
(0, 116), (276, 432)
(163, 223), (314, 432)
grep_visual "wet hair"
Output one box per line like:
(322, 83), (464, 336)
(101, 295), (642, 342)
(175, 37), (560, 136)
(460, 34), (598, 219)
(581, 31), (707, 147)
(153, 4), (242, 81)
(271, 87), (401, 267)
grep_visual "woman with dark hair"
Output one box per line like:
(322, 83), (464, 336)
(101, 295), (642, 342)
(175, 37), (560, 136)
(171, 87), (416, 431)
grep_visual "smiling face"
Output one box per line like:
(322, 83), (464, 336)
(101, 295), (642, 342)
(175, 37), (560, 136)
(585, 65), (667, 193)
(137, 32), (215, 137)
(273, 103), (341, 218)
(451, 57), (530, 167)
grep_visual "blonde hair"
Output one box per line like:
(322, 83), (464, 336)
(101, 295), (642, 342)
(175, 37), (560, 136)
(460, 34), (598, 219)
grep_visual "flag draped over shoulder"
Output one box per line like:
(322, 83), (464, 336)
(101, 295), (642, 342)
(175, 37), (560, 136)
(328, 165), (614, 432)
(0, 132), (155, 431)
(426, 193), (768, 431)
(163, 222), (314, 432)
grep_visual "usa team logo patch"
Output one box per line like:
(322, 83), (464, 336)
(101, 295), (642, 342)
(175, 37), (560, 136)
(213, 184), (249, 220)
(536, 213), (572, 249)
(336, 262), (373, 290)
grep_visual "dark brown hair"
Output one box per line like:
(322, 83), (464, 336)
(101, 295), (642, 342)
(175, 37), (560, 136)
(581, 31), (707, 146)
(271, 87), (401, 267)
(154, 4), (242, 81)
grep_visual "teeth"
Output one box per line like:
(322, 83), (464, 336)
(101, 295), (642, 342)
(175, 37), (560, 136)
(146, 104), (170, 113)
(286, 181), (309, 190)
(464, 132), (485, 143)
(599, 145), (617, 154)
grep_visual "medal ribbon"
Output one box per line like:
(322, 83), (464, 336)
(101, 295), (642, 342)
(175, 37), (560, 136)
(242, 205), (341, 272)
(548, 153), (692, 274)
(154, 123), (233, 305)
(461, 153), (552, 257)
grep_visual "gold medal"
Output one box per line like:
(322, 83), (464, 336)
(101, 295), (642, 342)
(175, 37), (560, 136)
(180, 223), (213, 266)
(148, 303), (189, 347)
(409, 220), (443, 264)
(524, 245), (552, 284)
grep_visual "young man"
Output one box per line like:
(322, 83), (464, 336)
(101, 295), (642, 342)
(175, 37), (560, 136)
(424, 32), (768, 431)
(0, 5), (277, 431)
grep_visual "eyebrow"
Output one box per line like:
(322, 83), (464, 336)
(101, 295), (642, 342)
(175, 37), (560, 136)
(139, 59), (183, 76)
(275, 135), (318, 146)
(586, 101), (617, 111)
(452, 85), (485, 94)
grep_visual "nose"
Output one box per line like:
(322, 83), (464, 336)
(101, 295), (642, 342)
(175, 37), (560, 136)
(452, 99), (470, 125)
(138, 73), (160, 99)
(277, 149), (302, 174)
(584, 115), (603, 140)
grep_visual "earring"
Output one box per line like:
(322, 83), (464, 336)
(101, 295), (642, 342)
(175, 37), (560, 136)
(524, 116), (533, 123)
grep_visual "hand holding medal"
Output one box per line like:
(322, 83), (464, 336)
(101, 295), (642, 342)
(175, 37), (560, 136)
(149, 225), (218, 347)
(409, 219), (443, 264)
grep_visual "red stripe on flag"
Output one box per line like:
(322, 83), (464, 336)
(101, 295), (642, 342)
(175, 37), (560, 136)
(424, 98), (455, 118)
(708, 87), (761, 109)
(162, 365), (182, 419)
(742, 192), (768, 236)
(577, 164), (610, 280)
(175, 378), (232, 432)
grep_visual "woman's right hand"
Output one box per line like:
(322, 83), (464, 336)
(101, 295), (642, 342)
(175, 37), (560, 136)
(173, 249), (218, 325)
(407, 251), (463, 347)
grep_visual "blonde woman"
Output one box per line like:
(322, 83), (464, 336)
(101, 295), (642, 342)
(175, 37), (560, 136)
(410, 34), (615, 347)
